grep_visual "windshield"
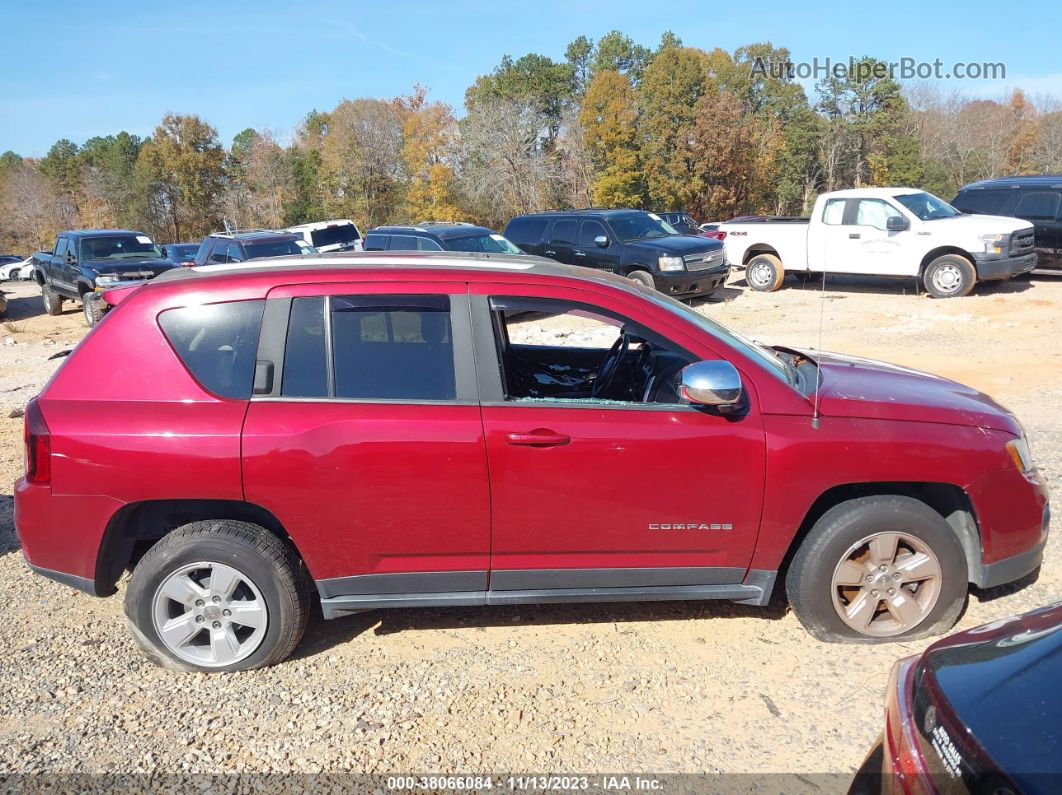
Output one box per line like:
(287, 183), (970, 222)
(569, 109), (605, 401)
(637, 285), (793, 385)
(608, 213), (678, 243)
(244, 239), (307, 259)
(81, 234), (163, 261)
(445, 233), (522, 254)
(310, 224), (360, 248)
(167, 244), (199, 262)
(893, 192), (961, 221)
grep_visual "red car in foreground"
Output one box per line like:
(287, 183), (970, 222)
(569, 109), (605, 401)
(15, 252), (1049, 671)
(851, 602), (1062, 794)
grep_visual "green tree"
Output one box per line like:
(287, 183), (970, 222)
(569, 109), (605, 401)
(637, 47), (710, 209)
(581, 70), (644, 207)
(590, 31), (651, 84)
(136, 114), (225, 241)
(565, 35), (594, 96)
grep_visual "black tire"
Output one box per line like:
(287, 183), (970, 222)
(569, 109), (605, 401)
(82, 295), (104, 327)
(923, 255), (975, 298)
(745, 253), (785, 292)
(41, 283), (63, 316)
(627, 270), (655, 289)
(124, 520), (310, 672)
(786, 495), (967, 643)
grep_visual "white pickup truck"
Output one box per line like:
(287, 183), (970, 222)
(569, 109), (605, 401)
(721, 188), (1037, 298)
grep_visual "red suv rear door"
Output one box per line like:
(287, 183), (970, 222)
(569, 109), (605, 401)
(242, 281), (491, 603)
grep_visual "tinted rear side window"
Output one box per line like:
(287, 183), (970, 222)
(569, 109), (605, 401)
(159, 300), (265, 399)
(550, 219), (577, 243)
(282, 297), (328, 397)
(1013, 190), (1061, 221)
(363, 234), (388, 251)
(504, 217), (548, 245)
(330, 295), (455, 401)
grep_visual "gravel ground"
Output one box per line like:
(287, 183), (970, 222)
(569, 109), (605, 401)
(0, 273), (1059, 788)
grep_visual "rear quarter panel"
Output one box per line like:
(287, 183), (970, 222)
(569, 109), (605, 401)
(722, 223), (810, 270)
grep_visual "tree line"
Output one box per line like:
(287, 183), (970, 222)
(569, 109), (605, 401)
(3, 31), (1060, 253)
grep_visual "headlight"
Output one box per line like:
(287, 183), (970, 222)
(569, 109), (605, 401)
(658, 255), (685, 272)
(1006, 435), (1036, 476)
(979, 233), (1006, 255)
(95, 273), (121, 286)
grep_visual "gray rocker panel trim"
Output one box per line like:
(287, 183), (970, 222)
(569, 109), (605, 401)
(316, 567), (779, 617)
(489, 566), (746, 591)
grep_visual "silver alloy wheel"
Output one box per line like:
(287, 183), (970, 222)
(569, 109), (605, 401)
(748, 260), (773, 289)
(152, 561), (268, 667)
(931, 263), (963, 294)
(831, 531), (942, 637)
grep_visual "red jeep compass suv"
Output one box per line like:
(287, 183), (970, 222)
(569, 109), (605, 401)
(15, 253), (1049, 671)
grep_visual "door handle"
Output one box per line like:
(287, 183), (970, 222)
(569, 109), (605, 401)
(848, 233), (861, 239)
(544, 249), (556, 256)
(504, 430), (571, 447)
(574, 250), (586, 257)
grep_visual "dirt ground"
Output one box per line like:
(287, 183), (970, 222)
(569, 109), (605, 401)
(0, 271), (1059, 786)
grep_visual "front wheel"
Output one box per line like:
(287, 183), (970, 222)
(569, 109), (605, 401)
(124, 520), (309, 672)
(923, 255), (975, 298)
(82, 295), (104, 327)
(745, 254), (785, 292)
(786, 495), (967, 643)
(626, 270), (655, 290)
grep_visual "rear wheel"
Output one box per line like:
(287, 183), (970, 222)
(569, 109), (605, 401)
(923, 255), (975, 298)
(627, 270), (655, 290)
(745, 253), (785, 292)
(786, 495), (967, 643)
(41, 284), (63, 316)
(124, 520), (309, 672)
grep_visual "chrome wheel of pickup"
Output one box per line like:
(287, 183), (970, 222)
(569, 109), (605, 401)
(152, 561), (268, 667)
(831, 531), (941, 637)
(930, 263), (963, 294)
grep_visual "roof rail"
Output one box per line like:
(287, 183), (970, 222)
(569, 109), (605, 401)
(415, 220), (475, 226)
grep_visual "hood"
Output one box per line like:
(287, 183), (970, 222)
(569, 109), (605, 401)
(918, 602), (1062, 781)
(626, 235), (723, 256)
(87, 257), (177, 276)
(811, 350), (1019, 434)
(939, 213), (1034, 235)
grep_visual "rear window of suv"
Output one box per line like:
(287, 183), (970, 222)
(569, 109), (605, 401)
(159, 300), (265, 398)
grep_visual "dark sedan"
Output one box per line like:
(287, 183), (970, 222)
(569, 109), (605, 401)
(851, 601), (1062, 794)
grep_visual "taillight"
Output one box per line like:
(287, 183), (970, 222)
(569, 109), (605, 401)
(24, 398), (51, 485)
(883, 656), (933, 794)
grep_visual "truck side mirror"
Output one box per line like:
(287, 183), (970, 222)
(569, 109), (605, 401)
(886, 216), (909, 232)
(679, 360), (743, 410)
(66, 252), (77, 264)
(594, 235), (609, 248)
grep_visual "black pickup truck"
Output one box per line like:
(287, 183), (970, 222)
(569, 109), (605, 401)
(32, 229), (177, 326)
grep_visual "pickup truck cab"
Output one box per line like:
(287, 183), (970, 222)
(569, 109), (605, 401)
(32, 229), (177, 325)
(15, 253), (1048, 671)
(722, 189), (1037, 298)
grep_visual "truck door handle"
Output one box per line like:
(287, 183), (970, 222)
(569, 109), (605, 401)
(504, 430), (571, 447)
(544, 249), (556, 256)
(848, 233), (861, 239)
(574, 251), (586, 257)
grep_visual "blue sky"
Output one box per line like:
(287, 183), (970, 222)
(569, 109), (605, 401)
(3, 0), (1059, 156)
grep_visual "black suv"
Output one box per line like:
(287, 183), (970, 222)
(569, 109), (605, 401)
(657, 211), (700, 235)
(193, 230), (314, 266)
(364, 223), (523, 254)
(504, 209), (728, 298)
(952, 176), (1062, 270)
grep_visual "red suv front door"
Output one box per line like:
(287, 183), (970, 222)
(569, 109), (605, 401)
(468, 282), (767, 595)
(241, 281), (491, 601)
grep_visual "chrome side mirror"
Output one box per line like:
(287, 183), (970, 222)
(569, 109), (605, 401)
(679, 360), (743, 409)
(594, 235), (609, 248)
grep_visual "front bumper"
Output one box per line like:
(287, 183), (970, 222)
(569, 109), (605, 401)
(652, 265), (730, 296)
(973, 252), (1037, 281)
